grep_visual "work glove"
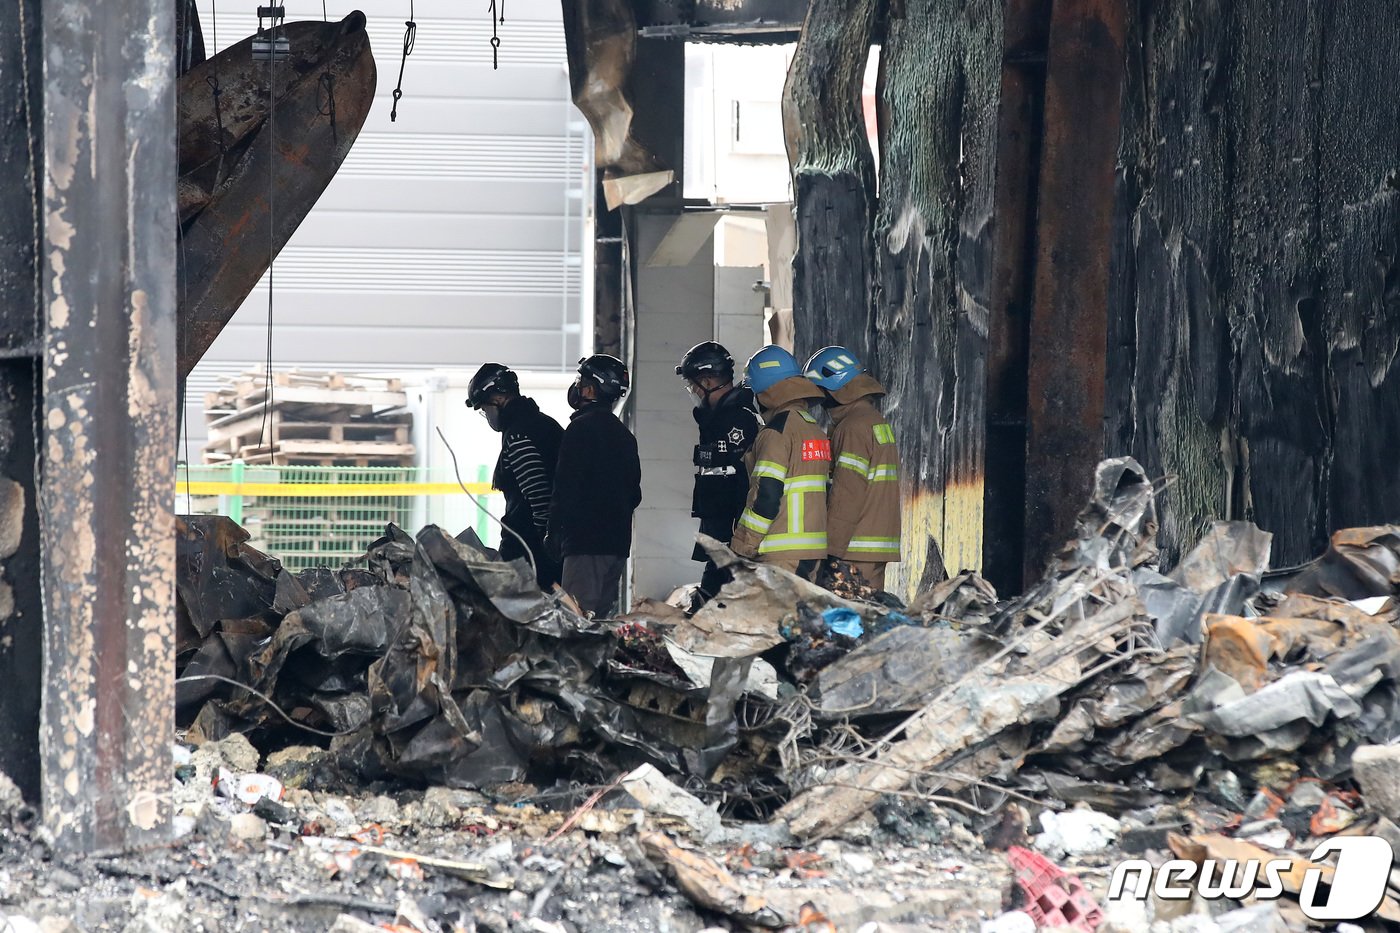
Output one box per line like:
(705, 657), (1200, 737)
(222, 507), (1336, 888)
(729, 539), (759, 561)
(814, 555), (843, 588)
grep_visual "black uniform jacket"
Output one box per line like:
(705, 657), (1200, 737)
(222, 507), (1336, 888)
(548, 402), (643, 558)
(690, 386), (760, 559)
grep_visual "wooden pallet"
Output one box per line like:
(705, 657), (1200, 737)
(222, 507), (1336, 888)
(210, 369), (403, 396)
(213, 451), (416, 468)
(202, 369), (415, 467)
(206, 387), (410, 426)
(204, 412), (413, 456)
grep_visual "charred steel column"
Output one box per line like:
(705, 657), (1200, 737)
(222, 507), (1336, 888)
(41, 0), (177, 850)
(1020, 0), (1126, 582)
(873, 0), (1004, 594)
(782, 0), (879, 365)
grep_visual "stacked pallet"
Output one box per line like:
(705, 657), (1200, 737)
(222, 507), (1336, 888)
(203, 370), (416, 466)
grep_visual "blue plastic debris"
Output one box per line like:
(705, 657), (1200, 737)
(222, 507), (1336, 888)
(822, 607), (865, 639)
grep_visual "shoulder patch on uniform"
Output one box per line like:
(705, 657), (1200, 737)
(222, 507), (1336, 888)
(873, 423), (895, 445)
(798, 409), (817, 423)
(801, 439), (831, 462)
(766, 411), (791, 433)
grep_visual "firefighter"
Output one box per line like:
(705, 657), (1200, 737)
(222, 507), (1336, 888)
(467, 362), (564, 590)
(727, 346), (830, 579)
(676, 341), (760, 604)
(804, 346), (902, 590)
(546, 354), (642, 617)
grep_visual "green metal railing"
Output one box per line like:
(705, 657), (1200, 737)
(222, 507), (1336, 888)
(177, 462), (499, 571)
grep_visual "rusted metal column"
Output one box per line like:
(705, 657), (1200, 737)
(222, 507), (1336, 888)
(1020, 0), (1127, 582)
(41, 0), (178, 851)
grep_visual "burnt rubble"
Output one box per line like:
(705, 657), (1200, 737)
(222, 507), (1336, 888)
(4, 457), (1400, 930)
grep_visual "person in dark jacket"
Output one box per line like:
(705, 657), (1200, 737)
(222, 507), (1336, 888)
(676, 341), (760, 604)
(468, 362), (564, 589)
(546, 354), (642, 617)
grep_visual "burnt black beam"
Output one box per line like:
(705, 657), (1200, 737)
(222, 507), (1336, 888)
(41, 0), (178, 851)
(981, 0), (1052, 593)
(1021, 0), (1127, 582)
(783, 0), (879, 366)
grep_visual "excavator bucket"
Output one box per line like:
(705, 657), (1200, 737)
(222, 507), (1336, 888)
(177, 11), (376, 378)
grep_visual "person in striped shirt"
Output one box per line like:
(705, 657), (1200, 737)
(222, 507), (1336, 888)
(468, 362), (564, 589)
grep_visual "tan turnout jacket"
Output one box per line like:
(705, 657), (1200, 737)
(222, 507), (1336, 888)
(826, 375), (901, 563)
(729, 377), (830, 562)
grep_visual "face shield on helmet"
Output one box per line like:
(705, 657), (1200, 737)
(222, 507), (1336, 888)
(683, 373), (731, 408)
(567, 377), (589, 410)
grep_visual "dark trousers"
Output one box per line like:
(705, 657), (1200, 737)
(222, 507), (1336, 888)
(699, 561), (732, 601)
(561, 554), (627, 617)
(694, 516), (737, 604)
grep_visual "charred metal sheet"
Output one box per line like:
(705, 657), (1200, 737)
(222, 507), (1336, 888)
(561, 0), (677, 209)
(784, 0), (878, 365)
(1021, 0), (1127, 582)
(871, 0), (1003, 596)
(1106, 0), (1400, 569)
(176, 14), (375, 378)
(41, 0), (178, 851)
(1103, 0), (1233, 571)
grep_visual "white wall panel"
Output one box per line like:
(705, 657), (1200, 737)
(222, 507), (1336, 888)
(186, 0), (589, 454)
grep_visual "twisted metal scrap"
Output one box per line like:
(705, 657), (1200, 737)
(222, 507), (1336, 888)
(774, 458), (1166, 840)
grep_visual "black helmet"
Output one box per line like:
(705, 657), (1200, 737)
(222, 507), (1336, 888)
(467, 362), (519, 408)
(576, 354), (630, 400)
(675, 341), (734, 382)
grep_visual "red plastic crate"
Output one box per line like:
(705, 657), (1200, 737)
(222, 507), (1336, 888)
(1006, 846), (1104, 931)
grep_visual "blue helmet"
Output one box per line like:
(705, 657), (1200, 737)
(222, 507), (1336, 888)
(804, 346), (864, 391)
(743, 345), (802, 395)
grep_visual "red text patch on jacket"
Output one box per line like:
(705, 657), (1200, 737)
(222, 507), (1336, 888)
(800, 439), (831, 462)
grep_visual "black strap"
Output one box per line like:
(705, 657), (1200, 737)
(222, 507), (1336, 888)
(390, 3), (416, 122)
(489, 0), (503, 69)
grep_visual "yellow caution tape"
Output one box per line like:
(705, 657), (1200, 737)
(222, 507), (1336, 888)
(177, 481), (496, 498)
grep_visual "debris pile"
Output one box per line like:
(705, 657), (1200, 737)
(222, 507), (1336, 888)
(160, 457), (1400, 929)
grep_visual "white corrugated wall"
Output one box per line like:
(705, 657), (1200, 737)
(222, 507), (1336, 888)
(183, 0), (589, 453)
